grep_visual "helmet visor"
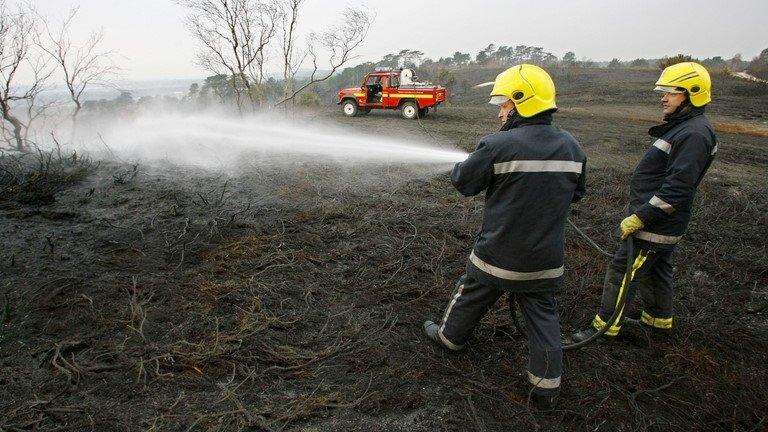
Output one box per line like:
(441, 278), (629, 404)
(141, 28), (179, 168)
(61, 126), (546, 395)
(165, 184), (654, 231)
(488, 95), (510, 105)
(654, 85), (686, 94)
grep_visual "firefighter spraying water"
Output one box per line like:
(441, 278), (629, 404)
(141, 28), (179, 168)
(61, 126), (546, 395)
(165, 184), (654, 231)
(423, 64), (586, 407)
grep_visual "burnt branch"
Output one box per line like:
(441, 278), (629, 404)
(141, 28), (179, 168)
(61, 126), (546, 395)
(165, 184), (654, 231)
(275, 7), (372, 107)
(37, 6), (119, 123)
(178, 0), (280, 112)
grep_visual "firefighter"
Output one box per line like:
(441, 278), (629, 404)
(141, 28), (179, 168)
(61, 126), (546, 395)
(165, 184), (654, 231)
(571, 62), (717, 342)
(423, 64), (586, 405)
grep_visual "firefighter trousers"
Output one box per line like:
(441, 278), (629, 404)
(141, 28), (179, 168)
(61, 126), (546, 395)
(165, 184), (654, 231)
(438, 274), (562, 396)
(592, 241), (675, 336)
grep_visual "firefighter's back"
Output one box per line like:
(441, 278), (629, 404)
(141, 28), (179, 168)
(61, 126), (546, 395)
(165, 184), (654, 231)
(470, 120), (586, 291)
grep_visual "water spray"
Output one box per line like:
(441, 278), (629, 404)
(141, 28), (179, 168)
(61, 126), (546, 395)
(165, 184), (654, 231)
(82, 113), (468, 170)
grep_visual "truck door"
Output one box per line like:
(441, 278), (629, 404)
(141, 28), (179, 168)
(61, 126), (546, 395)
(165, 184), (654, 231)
(364, 75), (383, 104)
(382, 74), (399, 108)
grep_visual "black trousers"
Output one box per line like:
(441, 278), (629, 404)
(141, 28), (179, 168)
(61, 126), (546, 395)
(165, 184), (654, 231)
(437, 274), (562, 396)
(593, 241), (675, 335)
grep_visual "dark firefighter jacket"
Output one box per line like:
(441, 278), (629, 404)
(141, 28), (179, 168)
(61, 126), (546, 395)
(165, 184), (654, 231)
(451, 111), (586, 292)
(630, 106), (717, 250)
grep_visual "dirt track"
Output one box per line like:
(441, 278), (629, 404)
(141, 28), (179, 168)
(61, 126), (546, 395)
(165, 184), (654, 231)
(1, 69), (767, 431)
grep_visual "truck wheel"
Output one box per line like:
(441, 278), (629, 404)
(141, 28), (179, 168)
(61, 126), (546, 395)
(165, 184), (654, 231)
(418, 107), (429, 118)
(401, 101), (418, 120)
(342, 100), (358, 117)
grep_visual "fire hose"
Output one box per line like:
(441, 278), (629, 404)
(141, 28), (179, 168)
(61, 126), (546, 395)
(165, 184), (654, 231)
(507, 218), (635, 351)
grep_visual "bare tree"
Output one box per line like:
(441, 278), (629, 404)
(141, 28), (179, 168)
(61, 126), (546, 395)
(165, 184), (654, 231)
(38, 7), (117, 125)
(275, 7), (372, 106)
(0, 1), (53, 151)
(242, 3), (279, 105)
(178, 0), (279, 112)
(278, 0), (305, 109)
(20, 56), (57, 143)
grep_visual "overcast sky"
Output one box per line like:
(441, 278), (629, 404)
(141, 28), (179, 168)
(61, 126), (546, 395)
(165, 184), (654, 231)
(25, 0), (768, 82)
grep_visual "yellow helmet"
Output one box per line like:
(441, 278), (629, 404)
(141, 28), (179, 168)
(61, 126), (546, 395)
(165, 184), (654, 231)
(489, 64), (556, 117)
(655, 62), (712, 107)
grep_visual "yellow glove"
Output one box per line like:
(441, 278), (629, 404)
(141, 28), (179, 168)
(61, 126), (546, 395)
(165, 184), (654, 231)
(620, 214), (644, 239)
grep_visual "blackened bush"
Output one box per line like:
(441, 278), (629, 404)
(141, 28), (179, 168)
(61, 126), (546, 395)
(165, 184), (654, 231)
(658, 54), (695, 69)
(0, 146), (97, 205)
(717, 76), (768, 97)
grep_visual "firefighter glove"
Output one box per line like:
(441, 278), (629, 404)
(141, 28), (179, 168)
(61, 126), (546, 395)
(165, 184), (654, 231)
(620, 214), (644, 239)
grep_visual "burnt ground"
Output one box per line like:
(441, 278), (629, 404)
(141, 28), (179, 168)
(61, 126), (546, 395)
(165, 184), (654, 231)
(1, 69), (767, 431)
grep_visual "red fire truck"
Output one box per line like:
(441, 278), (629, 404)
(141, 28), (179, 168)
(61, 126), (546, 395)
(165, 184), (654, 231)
(336, 68), (447, 119)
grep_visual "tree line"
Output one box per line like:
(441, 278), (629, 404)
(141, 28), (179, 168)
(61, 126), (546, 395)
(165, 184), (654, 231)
(87, 44), (768, 117)
(372, 45), (765, 73)
(304, 45), (768, 102)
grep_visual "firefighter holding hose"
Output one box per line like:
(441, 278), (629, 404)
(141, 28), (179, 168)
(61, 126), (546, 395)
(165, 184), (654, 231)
(423, 64), (586, 406)
(571, 62), (717, 342)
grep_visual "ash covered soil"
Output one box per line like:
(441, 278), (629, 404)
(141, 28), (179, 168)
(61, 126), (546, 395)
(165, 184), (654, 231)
(1, 69), (767, 431)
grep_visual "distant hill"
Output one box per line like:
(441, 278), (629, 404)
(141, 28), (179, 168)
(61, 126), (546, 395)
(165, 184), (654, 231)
(36, 71), (328, 105)
(36, 78), (204, 104)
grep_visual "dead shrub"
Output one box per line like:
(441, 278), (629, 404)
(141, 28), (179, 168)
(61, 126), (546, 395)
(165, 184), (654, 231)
(0, 145), (97, 205)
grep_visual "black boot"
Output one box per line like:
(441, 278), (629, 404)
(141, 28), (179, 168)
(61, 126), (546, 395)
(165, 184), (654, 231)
(530, 392), (558, 411)
(423, 320), (463, 352)
(623, 309), (642, 327)
(570, 327), (600, 343)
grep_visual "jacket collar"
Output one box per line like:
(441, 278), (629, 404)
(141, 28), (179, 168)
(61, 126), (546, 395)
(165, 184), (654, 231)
(500, 109), (554, 131)
(649, 106), (706, 138)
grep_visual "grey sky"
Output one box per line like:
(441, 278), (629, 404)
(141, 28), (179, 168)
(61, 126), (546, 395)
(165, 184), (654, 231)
(26, 0), (768, 81)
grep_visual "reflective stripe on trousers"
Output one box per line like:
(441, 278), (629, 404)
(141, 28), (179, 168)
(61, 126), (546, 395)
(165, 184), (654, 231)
(528, 371), (561, 389)
(592, 250), (649, 336)
(641, 311), (673, 329)
(438, 284), (466, 350)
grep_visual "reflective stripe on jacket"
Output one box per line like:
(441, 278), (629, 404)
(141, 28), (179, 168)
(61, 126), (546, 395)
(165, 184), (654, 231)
(451, 111), (586, 292)
(630, 107), (717, 249)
